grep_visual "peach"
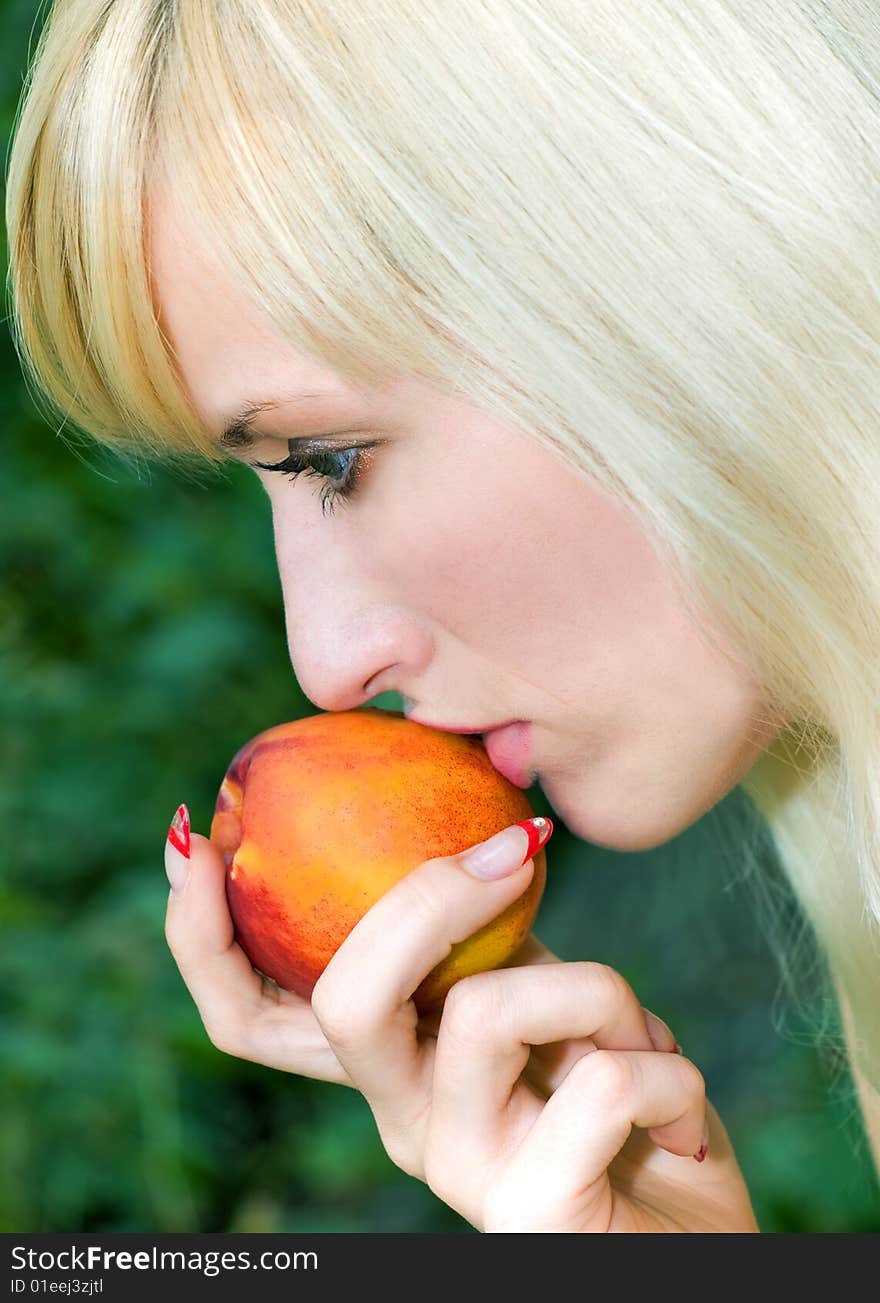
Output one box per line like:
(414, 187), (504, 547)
(209, 707), (547, 1014)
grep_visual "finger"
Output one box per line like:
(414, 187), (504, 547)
(430, 962), (658, 1148)
(491, 939), (679, 1097)
(418, 931), (563, 1045)
(480, 935), (593, 1100)
(526, 1004), (676, 1098)
(164, 827), (349, 1083)
(505, 1049), (708, 1200)
(309, 822), (540, 1123)
(490, 935), (679, 1054)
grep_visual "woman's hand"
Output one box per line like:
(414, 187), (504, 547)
(164, 819), (759, 1232)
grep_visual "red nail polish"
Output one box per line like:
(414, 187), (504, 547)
(672, 1043), (683, 1055)
(515, 816), (554, 865)
(693, 1142), (708, 1163)
(167, 803), (191, 859)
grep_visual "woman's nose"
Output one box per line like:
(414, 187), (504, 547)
(277, 561), (434, 713)
(283, 604), (434, 713)
(269, 495), (434, 712)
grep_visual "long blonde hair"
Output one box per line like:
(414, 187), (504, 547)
(7, 0), (880, 1094)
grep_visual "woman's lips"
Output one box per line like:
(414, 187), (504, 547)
(401, 710), (535, 788)
(482, 721), (534, 789)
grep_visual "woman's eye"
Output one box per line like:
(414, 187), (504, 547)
(252, 439), (381, 517)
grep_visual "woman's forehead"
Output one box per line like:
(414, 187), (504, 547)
(147, 186), (310, 421)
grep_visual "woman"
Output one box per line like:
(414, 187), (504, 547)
(6, 0), (879, 1231)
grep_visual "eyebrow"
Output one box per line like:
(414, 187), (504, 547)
(218, 392), (343, 452)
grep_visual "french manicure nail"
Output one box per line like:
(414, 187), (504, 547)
(694, 1121), (710, 1163)
(516, 816), (553, 864)
(165, 803), (191, 894)
(459, 816), (553, 880)
(167, 803), (191, 858)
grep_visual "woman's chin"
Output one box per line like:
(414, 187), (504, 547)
(537, 770), (693, 853)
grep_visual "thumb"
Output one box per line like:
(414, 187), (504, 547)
(163, 803), (233, 954)
(163, 803), (246, 1012)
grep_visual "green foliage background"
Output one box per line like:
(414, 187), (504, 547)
(2, 0), (879, 1234)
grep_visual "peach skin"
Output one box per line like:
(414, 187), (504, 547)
(209, 707), (548, 1014)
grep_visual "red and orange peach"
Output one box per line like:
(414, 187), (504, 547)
(209, 708), (547, 1013)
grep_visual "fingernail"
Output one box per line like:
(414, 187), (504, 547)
(165, 802), (191, 894)
(694, 1122), (710, 1163)
(672, 1043), (683, 1055)
(459, 816), (553, 880)
(643, 1009), (677, 1052)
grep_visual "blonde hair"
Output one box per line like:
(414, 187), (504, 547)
(7, 0), (880, 1099)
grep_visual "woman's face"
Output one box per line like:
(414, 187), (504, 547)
(149, 188), (784, 851)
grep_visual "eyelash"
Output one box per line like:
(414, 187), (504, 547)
(252, 440), (380, 517)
